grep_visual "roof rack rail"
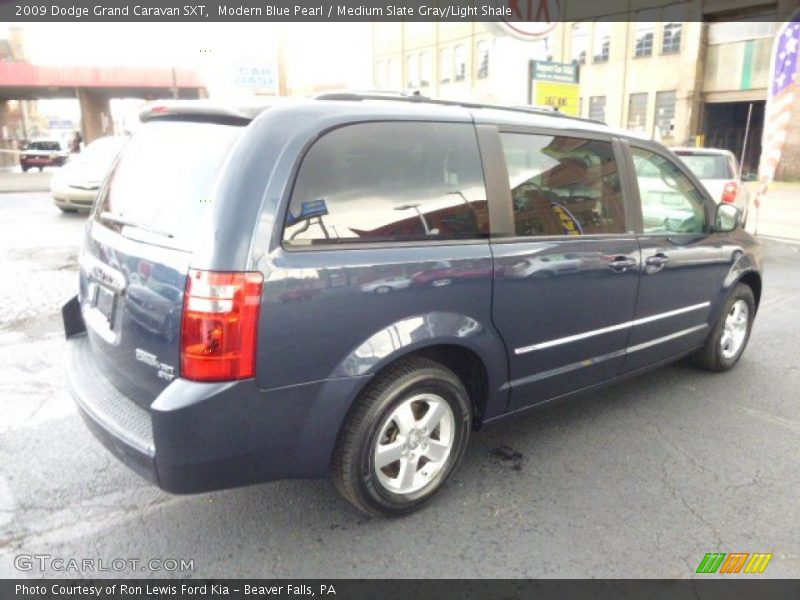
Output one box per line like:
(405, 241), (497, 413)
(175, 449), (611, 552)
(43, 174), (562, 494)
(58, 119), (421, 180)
(313, 91), (606, 125)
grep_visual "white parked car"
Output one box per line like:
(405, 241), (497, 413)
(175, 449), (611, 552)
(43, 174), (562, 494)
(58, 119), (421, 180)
(672, 147), (749, 223)
(50, 136), (128, 213)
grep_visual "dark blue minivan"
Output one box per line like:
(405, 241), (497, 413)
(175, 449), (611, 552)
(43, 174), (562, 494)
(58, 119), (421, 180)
(63, 95), (763, 516)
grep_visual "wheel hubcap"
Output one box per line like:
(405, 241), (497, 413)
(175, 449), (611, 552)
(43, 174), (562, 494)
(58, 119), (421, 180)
(720, 299), (749, 360)
(373, 393), (455, 495)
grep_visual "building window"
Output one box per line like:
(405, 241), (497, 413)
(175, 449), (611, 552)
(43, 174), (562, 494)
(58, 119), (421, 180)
(388, 57), (401, 89)
(627, 93), (648, 132)
(454, 45), (467, 82)
(593, 20), (611, 62)
(655, 91), (676, 138)
(440, 47), (452, 84)
(407, 53), (418, 88)
(477, 40), (490, 79)
(662, 23), (681, 54)
(634, 10), (658, 57)
(662, 4), (685, 54)
(589, 96), (606, 122)
(420, 52), (432, 88)
(571, 23), (588, 65)
(375, 60), (385, 88)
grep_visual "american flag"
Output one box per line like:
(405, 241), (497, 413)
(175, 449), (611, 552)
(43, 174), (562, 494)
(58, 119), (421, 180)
(756, 14), (800, 210)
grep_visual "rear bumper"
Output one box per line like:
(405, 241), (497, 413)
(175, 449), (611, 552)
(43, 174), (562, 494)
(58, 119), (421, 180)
(21, 156), (64, 167)
(66, 334), (157, 483)
(65, 333), (367, 494)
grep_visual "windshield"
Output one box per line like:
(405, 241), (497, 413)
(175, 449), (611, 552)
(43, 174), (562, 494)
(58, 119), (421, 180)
(29, 141), (61, 151)
(94, 121), (240, 247)
(676, 153), (733, 180)
(81, 137), (127, 165)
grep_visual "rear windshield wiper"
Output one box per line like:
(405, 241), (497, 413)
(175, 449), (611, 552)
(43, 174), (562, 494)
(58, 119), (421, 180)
(100, 212), (175, 239)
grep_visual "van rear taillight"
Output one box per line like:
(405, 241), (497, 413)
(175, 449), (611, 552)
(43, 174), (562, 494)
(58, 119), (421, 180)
(722, 182), (738, 204)
(181, 269), (263, 381)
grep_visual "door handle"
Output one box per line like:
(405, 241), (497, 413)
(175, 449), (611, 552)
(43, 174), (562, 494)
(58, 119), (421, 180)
(645, 253), (670, 271)
(608, 256), (637, 272)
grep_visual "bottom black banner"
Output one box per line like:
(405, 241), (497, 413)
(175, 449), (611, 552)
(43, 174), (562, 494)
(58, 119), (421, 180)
(3, 580), (800, 600)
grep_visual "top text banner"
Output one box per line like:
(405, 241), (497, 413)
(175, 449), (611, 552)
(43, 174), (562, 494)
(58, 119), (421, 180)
(1, 0), (713, 23)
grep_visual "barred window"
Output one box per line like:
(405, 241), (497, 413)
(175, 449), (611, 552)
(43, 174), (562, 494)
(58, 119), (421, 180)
(571, 23), (588, 65)
(406, 53), (418, 88)
(477, 40), (490, 79)
(440, 48), (452, 84)
(420, 52), (432, 87)
(375, 60), (386, 88)
(662, 23), (682, 53)
(655, 91), (676, 138)
(634, 11), (658, 57)
(589, 96), (606, 122)
(662, 4), (685, 54)
(454, 45), (467, 81)
(593, 20), (611, 62)
(627, 93), (648, 132)
(388, 57), (401, 89)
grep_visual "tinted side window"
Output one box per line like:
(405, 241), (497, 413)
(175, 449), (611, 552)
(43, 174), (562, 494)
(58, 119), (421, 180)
(632, 148), (706, 234)
(500, 133), (625, 237)
(283, 122), (488, 246)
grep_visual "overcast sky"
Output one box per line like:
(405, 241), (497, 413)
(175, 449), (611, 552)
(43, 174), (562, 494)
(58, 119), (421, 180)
(15, 22), (373, 91)
(8, 23), (372, 132)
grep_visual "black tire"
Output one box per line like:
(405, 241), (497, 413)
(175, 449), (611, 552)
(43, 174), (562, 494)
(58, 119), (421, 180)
(692, 283), (755, 372)
(332, 356), (471, 517)
(21, 165), (28, 172)
(38, 167), (44, 172)
(58, 207), (78, 213)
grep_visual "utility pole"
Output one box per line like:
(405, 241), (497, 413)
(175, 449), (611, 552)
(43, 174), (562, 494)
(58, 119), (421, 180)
(171, 67), (179, 99)
(740, 102), (754, 176)
(278, 26), (288, 96)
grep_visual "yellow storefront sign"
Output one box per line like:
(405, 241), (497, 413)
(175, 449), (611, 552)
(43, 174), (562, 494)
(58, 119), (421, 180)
(533, 81), (580, 116)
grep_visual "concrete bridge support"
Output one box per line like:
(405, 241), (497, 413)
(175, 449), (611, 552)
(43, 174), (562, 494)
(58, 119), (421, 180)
(0, 100), (16, 167)
(77, 88), (113, 143)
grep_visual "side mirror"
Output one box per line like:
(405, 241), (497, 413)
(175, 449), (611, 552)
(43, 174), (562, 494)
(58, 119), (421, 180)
(714, 203), (741, 233)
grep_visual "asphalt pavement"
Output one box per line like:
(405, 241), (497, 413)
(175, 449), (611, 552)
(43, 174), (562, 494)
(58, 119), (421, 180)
(0, 191), (798, 578)
(0, 168), (53, 194)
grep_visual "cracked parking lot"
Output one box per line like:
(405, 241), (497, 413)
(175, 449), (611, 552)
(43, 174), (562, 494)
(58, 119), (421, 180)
(1, 192), (799, 578)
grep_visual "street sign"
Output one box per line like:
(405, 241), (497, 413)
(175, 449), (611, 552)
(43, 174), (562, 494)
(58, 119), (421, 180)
(529, 60), (580, 116)
(532, 81), (580, 115)
(531, 60), (578, 83)
(233, 65), (278, 93)
(49, 119), (73, 129)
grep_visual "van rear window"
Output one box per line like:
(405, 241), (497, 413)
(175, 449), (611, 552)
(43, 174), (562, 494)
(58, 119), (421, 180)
(95, 121), (240, 247)
(674, 153), (733, 180)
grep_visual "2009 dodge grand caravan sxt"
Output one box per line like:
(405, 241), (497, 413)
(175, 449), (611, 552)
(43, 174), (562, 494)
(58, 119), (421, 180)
(63, 95), (762, 516)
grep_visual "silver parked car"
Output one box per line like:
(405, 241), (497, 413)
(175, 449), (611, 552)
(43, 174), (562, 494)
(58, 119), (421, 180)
(672, 147), (750, 223)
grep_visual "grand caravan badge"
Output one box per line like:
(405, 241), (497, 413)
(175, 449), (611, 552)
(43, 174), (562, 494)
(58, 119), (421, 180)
(135, 348), (176, 381)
